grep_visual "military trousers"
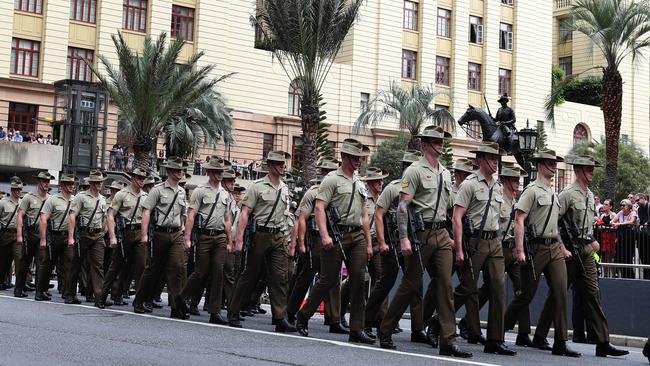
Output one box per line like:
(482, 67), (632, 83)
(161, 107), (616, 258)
(36, 232), (73, 293)
(229, 231), (289, 321)
(365, 246), (423, 330)
(287, 234), (341, 323)
(0, 231), (19, 287)
(341, 242), (383, 321)
(101, 229), (147, 301)
(300, 230), (367, 331)
(504, 241), (568, 341)
(454, 237), (506, 342)
(380, 228), (456, 347)
(222, 251), (238, 306)
(135, 230), (184, 308)
(533, 242), (609, 343)
(181, 232), (227, 314)
(15, 229), (40, 292)
(68, 232), (105, 301)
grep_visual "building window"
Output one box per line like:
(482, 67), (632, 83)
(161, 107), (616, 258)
(468, 62), (481, 91)
(15, 0), (42, 14)
(292, 136), (303, 168)
(360, 92), (370, 114)
(437, 8), (451, 37)
(498, 68), (511, 96)
(500, 23), (513, 50)
(501, 0), (514, 5)
(262, 134), (274, 158)
(123, 0), (147, 32)
(435, 56), (450, 86)
(559, 56), (572, 76)
(403, 1), (418, 30)
(70, 0), (97, 23)
(435, 104), (449, 111)
(556, 168), (567, 193)
(67, 47), (94, 81)
(402, 50), (417, 80)
(469, 16), (483, 44)
(10, 38), (40, 77)
(573, 123), (589, 145)
(8, 102), (38, 135)
(559, 17), (573, 42)
(171, 5), (194, 41)
(466, 121), (482, 139)
(288, 80), (303, 116)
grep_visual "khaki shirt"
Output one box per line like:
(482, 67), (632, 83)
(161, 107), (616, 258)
(230, 198), (241, 239)
(296, 185), (319, 216)
(71, 191), (108, 229)
(366, 195), (378, 236)
(559, 182), (595, 239)
(111, 186), (146, 225)
(243, 176), (289, 229)
(515, 180), (561, 238)
(42, 193), (73, 232)
(400, 157), (452, 222)
(377, 180), (401, 213)
(189, 184), (230, 230)
(500, 194), (516, 242)
(0, 196), (21, 229)
(317, 168), (367, 227)
(454, 171), (503, 231)
(19, 191), (50, 229)
(142, 181), (187, 228)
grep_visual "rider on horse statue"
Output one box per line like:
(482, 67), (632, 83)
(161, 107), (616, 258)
(495, 93), (516, 138)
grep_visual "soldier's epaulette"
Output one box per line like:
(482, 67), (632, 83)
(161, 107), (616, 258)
(389, 179), (400, 185)
(254, 178), (265, 183)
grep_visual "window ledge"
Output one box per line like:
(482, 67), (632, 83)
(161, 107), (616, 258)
(469, 42), (484, 47)
(171, 38), (195, 45)
(14, 10), (43, 18)
(500, 49), (513, 53)
(121, 29), (147, 35)
(437, 35), (452, 40)
(10, 74), (40, 82)
(403, 29), (419, 34)
(70, 20), (97, 27)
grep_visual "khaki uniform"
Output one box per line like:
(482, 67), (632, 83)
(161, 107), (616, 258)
(287, 185), (342, 323)
(36, 193), (74, 293)
(69, 191), (108, 301)
(16, 191), (50, 294)
(534, 182), (609, 343)
(504, 180), (568, 342)
(380, 158), (457, 347)
(0, 196), (21, 287)
(229, 176), (291, 321)
(180, 184), (231, 315)
(222, 198), (241, 307)
(299, 168), (370, 331)
(453, 171), (506, 342)
(135, 182), (187, 309)
(365, 180), (424, 331)
(101, 186), (147, 302)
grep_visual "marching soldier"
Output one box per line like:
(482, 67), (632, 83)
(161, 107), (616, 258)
(228, 151), (296, 332)
(67, 170), (109, 307)
(37, 174), (76, 301)
(134, 156), (188, 319)
(15, 171), (53, 298)
(532, 156), (628, 358)
(295, 139), (375, 344)
(452, 142), (515, 356)
(379, 126), (471, 358)
(100, 168), (148, 306)
(178, 158), (232, 323)
(221, 176), (245, 310)
(0, 179), (23, 291)
(503, 149), (580, 357)
(367, 151), (426, 343)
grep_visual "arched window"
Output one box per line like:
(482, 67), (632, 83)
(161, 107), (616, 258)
(573, 123), (589, 145)
(288, 80), (303, 116)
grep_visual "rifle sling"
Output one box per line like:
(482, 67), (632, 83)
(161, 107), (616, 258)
(344, 181), (357, 225)
(84, 198), (101, 233)
(202, 192), (221, 229)
(263, 188), (282, 228)
(501, 198), (516, 242)
(3, 204), (18, 231)
(475, 184), (494, 242)
(57, 200), (71, 231)
(128, 195), (142, 226)
(540, 194), (555, 238)
(160, 191), (180, 227)
(432, 173), (443, 223)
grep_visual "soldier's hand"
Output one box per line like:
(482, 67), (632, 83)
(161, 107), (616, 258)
(109, 239), (118, 249)
(234, 238), (244, 254)
(400, 238), (412, 256)
(183, 240), (191, 252)
(366, 245), (373, 261)
(39, 239), (47, 249)
(455, 250), (465, 264)
(515, 250), (526, 265)
(321, 235), (334, 251)
(591, 241), (600, 252)
(562, 247), (572, 259)
(141, 234), (148, 244)
(226, 242), (233, 253)
(67, 238), (75, 247)
(16, 236), (23, 245)
(297, 244), (306, 256)
(379, 240), (390, 255)
(289, 245), (296, 257)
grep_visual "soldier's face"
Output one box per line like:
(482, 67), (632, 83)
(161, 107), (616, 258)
(90, 181), (101, 192)
(503, 177), (520, 194)
(133, 176), (145, 189)
(578, 166), (594, 183)
(10, 188), (21, 199)
(368, 180), (382, 193)
(268, 162), (285, 176)
(167, 168), (183, 182)
(38, 179), (50, 192)
(223, 178), (235, 192)
(454, 171), (470, 185)
(61, 182), (74, 194)
(479, 154), (498, 173)
(537, 160), (557, 178)
(234, 191), (241, 203)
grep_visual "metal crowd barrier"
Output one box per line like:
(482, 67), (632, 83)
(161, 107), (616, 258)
(593, 224), (650, 280)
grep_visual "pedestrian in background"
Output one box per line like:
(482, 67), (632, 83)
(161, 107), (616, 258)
(612, 199), (637, 278)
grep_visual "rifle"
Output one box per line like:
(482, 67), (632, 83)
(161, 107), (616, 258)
(191, 215), (204, 264)
(524, 223), (537, 281)
(325, 206), (347, 263)
(46, 219), (53, 261)
(22, 215), (31, 254)
(558, 216), (586, 273)
(461, 216), (476, 280)
(383, 212), (404, 273)
(74, 215), (83, 258)
(305, 216), (317, 269)
(242, 214), (256, 270)
(115, 214), (126, 258)
(406, 206), (425, 273)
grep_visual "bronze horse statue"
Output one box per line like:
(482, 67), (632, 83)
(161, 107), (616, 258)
(458, 105), (525, 168)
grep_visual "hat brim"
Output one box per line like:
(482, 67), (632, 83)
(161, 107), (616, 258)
(340, 150), (369, 157)
(418, 131), (452, 139)
(360, 173), (389, 181)
(130, 171), (148, 178)
(531, 156), (564, 163)
(36, 175), (54, 180)
(205, 165), (225, 171)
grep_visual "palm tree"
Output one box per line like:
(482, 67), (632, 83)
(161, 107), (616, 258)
(251, 0), (363, 184)
(92, 31), (228, 171)
(570, 0), (650, 198)
(354, 81), (455, 150)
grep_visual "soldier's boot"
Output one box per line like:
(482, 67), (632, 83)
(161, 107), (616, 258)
(363, 326), (376, 340)
(133, 301), (146, 313)
(411, 330), (432, 345)
(484, 341), (517, 356)
(378, 329), (396, 350)
(295, 311), (309, 337)
(274, 318), (297, 333)
(552, 341), (582, 357)
(515, 333), (534, 347)
(64, 296), (81, 304)
(532, 335), (553, 351)
(188, 304), (200, 316)
(468, 334), (487, 345)
(642, 339), (650, 362)
(209, 312), (229, 325)
(34, 291), (51, 301)
(458, 318), (469, 339)
(227, 312), (243, 328)
(329, 323), (349, 334)
(595, 342), (629, 357)
(349, 330), (375, 344)
(170, 308), (189, 320)
(426, 316), (440, 348)
(440, 344), (473, 358)
(14, 288), (27, 298)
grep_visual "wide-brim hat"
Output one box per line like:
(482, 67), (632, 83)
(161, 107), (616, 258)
(254, 162), (268, 173)
(469, 141), (505, 156)
(568, 155), (602, 167)
(205, 156), (226, 170)
(10, 181), (24, 189)
(340, 138), (369, 157)
(498, 93), (510, 103)
(418, 126), (452, 140)
(144, 176), (156, 185)
(309, 175), (324, 185)
(266, 151), (291, 163)
(361, 168), (389, 181)
(317, 159), (339, 171)
(59, 174), (76, 184)
(35, 171), (54, 180)
(79, 177), (90, 187)
(163, 156), (184, 170)
(130, 168), (148, 178)
(233, 183), (246, 192)
(452, 158), (477, 174)
(87, 170), (106, 182)
(109, 181), (126, 190)
(402, 150), (422, 163)
(531, 149), (564, 163)
(222, 169), (237, 179)
(500, 163), (528, 178)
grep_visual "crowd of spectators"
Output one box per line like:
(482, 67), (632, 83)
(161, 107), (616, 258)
(0, 126), (56, 145)
(109, 144), (134, 172)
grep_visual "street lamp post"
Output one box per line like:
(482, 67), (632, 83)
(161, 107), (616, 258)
(518, 119), (539, 186)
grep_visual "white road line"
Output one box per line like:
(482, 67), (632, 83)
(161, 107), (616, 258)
(0, 294), (502, 366)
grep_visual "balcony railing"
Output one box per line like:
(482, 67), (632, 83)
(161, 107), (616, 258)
(554, 0), (572, 10)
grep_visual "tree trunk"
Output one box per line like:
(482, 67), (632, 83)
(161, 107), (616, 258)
(133, 134), (155, 173)
(300, 100), (319, 185)
(601, 66), (623, 200)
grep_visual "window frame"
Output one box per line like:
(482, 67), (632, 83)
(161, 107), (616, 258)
(559, 17), (573, 42)
(437, 8), (451, 38)
(469, 16), (483, 44)
(402, 50), (417, 80)
(15, 0), (42, 15)
(67, 47), (95, 82)
(288, 80), (303, 116)
(559, 56), (572, 76)
(70, 0), (97, 24)
(499, 23), (513, 51)
(171, 5), (195, 41)
(435, 56), (450, 86)
(291, 136), (303, 168)
(498, 68), (511, 96)
(501, 0), (514, 5)
(403, 1), (418, 31)
(262, 134), (274, 159)
(122, 0), (148, 33)
(10, 38), (40, 77)
(8, 102), (38, 135)
(467, 62), (481, 91)
(360, 92), (370, 114)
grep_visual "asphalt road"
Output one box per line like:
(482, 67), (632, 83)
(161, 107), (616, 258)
(0, 291), (647, 366)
